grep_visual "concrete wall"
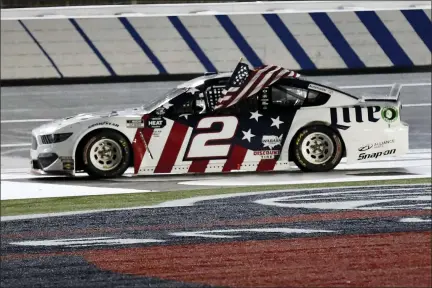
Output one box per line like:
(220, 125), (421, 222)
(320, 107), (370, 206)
(1, 2), (431, 80)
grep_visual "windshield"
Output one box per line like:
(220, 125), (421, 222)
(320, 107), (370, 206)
(144, 87), (187, 112)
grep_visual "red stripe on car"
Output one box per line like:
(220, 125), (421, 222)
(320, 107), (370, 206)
(132, 115), (152, 174)
(256, 159), (277, 172)
(188, 160), (210, 173)
(154, 122), (189, 173)
(222, 145), (247, 172)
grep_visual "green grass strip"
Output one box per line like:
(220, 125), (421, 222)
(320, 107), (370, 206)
(1, 177), (430, 217)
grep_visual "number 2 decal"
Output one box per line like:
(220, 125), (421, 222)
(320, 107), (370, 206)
(185, 116), (239, 160)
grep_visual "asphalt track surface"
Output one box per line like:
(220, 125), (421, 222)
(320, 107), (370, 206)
(1, 73), (431, 287)
(1, 72), (431, 191)
(2, 184), (431, 287)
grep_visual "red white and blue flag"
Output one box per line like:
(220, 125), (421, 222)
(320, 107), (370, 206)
(215, 62), (300, 110)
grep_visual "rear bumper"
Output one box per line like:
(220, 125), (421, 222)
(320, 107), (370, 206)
(345, 122), (409, 164)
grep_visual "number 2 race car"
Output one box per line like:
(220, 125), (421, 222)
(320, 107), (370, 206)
(31, 62), (409, 178)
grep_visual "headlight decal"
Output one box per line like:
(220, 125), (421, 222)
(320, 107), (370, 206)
(40, 133), (73, 144)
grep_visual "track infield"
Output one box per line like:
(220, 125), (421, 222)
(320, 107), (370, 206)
(1, 177), (431, 217)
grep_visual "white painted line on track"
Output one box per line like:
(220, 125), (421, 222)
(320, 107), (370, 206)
(399, 217), (431, 223)
(1, 143), (31, 148)
(0, 181), (155, 200)
(179, 174), (430, 187)
(340, 83), (431, 89)
(403, 103), (431, 107)
(1, 119), (53, 124)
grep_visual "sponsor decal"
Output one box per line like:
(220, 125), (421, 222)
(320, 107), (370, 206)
(152, 129), (162, 137)
(145, 117), (166, 129)
(357, 149), (396, 161)
(60, 156), (74, 171)
(330, 106), (381, 130)
(358, 144), (373, 152)
(358, 139), (395, 152)
(154, 107), (166, 116)
(308, 84), (332, 94)
(381, 106), (398, 123)
(262, 135), (282, 149)
(126, 119), (145, 128)
(254, 150), (280, 159)
(88, 122), (119, 129)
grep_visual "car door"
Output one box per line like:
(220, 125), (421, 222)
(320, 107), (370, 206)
(224, 83), (307, 170)
(175, 81), (309, 174)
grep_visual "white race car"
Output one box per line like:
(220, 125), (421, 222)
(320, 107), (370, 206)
(31, 63), (408, 178)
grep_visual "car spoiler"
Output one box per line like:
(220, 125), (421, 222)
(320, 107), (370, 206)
(360, 83), (401, 103)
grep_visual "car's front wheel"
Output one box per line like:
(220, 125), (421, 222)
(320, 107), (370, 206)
(82, 131), (131, 178)
(292, 125), (343, 172)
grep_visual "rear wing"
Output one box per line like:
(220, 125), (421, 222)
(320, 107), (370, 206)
(360, 83), (401, 103)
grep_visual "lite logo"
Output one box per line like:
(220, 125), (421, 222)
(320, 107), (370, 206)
(330, 106), (381, 130)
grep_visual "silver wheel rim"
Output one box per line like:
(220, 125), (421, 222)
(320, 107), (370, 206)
(89, 138), (123, 171)
(301, 132), (334, 164)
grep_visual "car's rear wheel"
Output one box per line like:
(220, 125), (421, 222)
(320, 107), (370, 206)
(82, 131), (131, 178)
(292, 125), (343, 172)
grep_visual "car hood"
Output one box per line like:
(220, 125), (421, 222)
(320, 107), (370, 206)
(33, 107), (148, 135)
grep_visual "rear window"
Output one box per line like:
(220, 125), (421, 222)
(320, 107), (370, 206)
(303, 90), (330, 107)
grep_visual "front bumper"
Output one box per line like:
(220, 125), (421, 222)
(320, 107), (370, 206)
(30, 134), (75, 175)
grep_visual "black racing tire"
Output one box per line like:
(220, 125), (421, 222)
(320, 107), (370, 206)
(82, 130), (131, 178)
(291, 125), (343, 172)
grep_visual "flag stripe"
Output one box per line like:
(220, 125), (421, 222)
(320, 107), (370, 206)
(222, 145), (248, 172)
(225, 65), (277, 107)
(216, 64), (300, 110)
(247, 67), (286, 97)
(154, 122), (189, 173)
(188, 160), (209, 173)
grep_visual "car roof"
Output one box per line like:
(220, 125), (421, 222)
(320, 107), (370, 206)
(176, 71), (359, 100)
(177, 72), (232, 89)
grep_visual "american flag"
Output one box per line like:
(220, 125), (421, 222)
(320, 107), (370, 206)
(215, 63), (300, 110)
